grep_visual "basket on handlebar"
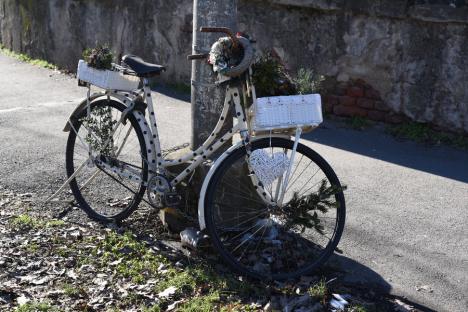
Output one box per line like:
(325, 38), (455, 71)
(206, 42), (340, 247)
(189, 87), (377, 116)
(77, 60), (140, 91)
(249, 94), (323, 134)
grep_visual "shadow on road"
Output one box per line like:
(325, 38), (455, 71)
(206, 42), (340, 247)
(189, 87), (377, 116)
(303, 122), (468, 184)
(325, 252), (437, 312)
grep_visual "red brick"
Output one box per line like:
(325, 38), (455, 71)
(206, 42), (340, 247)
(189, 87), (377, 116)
(365, 88), (381, 100)
(338, 95), (356, 106)
(367, 110), (386, 121)
(357, 98), (374, 109)
(385, 114), (406, 124)
(346, 86), (364, 97)
(333, 105), (368, 117)
(323, 101), (333, 114)
(374, 101), (389, 112)
(324, 95), (339, 106)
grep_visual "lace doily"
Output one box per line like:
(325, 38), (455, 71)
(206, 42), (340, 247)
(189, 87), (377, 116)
(249, 150), (290, 186)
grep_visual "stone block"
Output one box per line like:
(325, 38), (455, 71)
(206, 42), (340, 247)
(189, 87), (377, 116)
(338, 96), (356, 106)
(357, 98), (374, 109)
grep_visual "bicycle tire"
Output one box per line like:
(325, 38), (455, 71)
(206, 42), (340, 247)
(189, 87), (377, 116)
(204, 138), (346, 280)
(65, 99), (148, 223)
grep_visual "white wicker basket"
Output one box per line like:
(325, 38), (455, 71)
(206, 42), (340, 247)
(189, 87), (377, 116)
(77, 60), (140, 91)
(251, 94), (323, 132)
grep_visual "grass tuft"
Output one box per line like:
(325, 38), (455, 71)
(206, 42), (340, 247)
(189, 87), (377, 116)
(11, 214), (39, 230)
(389, 122), (468, 149)
(14, 302), (58, 312)
(347, 116), (372, 130)
(0, 44), (57, 70)
(308, 278), (328, 302)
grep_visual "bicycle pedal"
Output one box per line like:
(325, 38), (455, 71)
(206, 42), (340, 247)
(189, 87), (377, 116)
(164, 193), (181, 207)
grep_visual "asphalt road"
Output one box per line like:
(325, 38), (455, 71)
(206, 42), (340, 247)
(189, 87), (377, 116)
(1, 53), (467, 312)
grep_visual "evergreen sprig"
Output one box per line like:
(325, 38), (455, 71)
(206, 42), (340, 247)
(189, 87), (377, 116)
(283, 179), (346, 234)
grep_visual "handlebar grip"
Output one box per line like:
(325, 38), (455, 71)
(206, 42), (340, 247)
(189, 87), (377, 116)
(187, 53), (209, 60)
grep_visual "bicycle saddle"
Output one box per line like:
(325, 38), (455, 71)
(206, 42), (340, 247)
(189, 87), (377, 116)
(122, 55), (166, 77)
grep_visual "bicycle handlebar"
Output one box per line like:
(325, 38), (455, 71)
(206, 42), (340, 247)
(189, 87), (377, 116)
(187, 26), (254, 77)
(187, 53), (209, 60)
(199, 27), (239, 47)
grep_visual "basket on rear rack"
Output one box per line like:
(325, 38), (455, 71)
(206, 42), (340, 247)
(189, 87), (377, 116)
(249, 94), (323, 135)
(77, 60), (140, 91)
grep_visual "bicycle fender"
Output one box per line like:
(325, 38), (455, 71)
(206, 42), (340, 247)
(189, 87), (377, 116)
(197, 134), (290, 230)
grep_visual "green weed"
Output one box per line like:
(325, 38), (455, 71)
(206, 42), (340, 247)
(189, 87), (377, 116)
(61, 283), (83, 298)
(0, 44), (57, 69)
(45, 219), (66, 227)
(295, 68), (324, 94)
(389, 122), (468, 149)
(347, 116), (372, 130)
(349, 304), (369, 312)
(15, 302), (58, 312)
(11, 214), (39, 229)
(308, 278), (328, 301)
(178, 292), (220, 312)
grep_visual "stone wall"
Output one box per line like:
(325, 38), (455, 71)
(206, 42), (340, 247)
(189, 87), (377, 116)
(1, 0), (467, 133)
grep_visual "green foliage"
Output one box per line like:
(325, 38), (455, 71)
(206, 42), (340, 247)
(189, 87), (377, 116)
(15, 302), (58, 312)
(10, 214), (66, 231)
(284, 180), (346, 234)
(93, 231), (166, 284)
(0, 44), (56, 69)
(349, 304), (370, 312)
(308, 278), (328, 301)
(83, 45), (113, 70)
(252, 52), (297, 97)
(252, 52), (325, 98)
(11, 214), (39, 230)
(61, 283), (83, 298)
(347, 116), (372, 130)
(295, 68), (324, 94)
(178, 292), (220, 312)
(389, 122), (468, 149)
(80, 105), (117, 156)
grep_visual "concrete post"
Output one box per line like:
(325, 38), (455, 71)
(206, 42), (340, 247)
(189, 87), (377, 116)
(191, 0), (237, 148)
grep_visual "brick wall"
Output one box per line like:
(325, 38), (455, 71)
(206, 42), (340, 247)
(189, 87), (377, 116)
(324, 79), (407, 124)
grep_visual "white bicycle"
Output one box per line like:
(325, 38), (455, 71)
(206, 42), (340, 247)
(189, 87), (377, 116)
(60, 27), (346, 280)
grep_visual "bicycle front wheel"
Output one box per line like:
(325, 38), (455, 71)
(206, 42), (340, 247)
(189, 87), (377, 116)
(204, 138), (346, 280)
(65, 99), (148, 222)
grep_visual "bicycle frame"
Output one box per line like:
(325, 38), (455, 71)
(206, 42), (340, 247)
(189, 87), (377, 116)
(52, 73), (299, 221)
(136, 78), (249, 187)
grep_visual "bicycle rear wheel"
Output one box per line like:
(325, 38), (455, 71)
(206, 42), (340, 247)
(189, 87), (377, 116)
(65, 99), (148, 222)
(204, 138), (346, 280)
